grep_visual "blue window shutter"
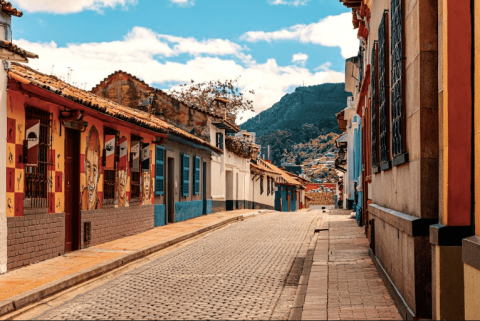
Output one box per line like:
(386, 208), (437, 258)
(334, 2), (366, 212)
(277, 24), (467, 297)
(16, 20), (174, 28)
(182, 154), (190, 197)
(194, 156), (200, 195)
(155, 145), (164, 196)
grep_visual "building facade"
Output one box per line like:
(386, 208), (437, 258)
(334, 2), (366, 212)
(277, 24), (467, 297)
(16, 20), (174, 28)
(0, 1), (37, 274)
(4, 63), (222, 271)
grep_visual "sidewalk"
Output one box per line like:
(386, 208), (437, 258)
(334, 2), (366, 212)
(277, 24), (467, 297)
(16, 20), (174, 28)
(0, 209), (267, 317)
(296, 209), (402, 320)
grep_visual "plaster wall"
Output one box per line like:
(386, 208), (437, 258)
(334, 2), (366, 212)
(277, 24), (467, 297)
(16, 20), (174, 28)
(249, 174), (275, 208)
(464, 263), (480, 320)
(162, 140), (211, 221)
(370, 0), (438, 220)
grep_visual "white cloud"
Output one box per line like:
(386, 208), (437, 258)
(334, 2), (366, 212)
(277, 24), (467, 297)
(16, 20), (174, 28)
(17, 27), (344, 123)
(241, 12), (358, 58)
(168, 0), (195, 6)
(292, 52), (308, 66)
(12, 0), (137, 14)
(268, 0), (310, 6)
(315, 61), (332, 72)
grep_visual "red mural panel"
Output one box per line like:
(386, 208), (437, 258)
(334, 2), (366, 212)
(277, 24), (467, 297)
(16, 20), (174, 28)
(6, 168), (15, 193)
(14, 193), (24, 217)
(55, 171), (63, 193)
(7, 118), (15, 144)
(80, 154), (85, 173)
(97, 192), (103, 208)
(48, 192), (55, 214)
(49, 149), (55, 171)
(15, 144), (24, 169)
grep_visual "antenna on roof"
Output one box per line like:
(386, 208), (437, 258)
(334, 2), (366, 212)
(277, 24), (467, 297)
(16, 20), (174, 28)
(67, 67), (73, 84)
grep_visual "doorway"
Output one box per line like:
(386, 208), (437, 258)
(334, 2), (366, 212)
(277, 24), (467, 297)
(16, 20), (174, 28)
(167, 158), (175, 223)
(64, 128), (81, 252)
(202, 162), (207, 214)
(226, 170), (234, 211)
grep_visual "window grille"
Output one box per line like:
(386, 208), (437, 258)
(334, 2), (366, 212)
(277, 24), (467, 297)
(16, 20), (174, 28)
(391, 0), (405, 161)
(371, 42), (379, 171)
(24, 107), (53, 209)
(267, 177), (270, 196)
(216, 132), (224, 150)
(260, 176), (264, 195)
(378, 12), (391, 167)
(130, 135), (142, 199)
(155, 145), (165, 196)
(103, 128), (118, 203)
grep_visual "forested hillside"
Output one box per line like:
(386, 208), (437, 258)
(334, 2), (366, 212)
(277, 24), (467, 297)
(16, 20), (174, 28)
(240, 83), (350, 180)
(241, 83), (350, 137)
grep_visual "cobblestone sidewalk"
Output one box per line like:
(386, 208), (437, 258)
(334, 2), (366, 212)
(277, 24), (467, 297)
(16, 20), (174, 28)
(300, 210), (402, 320)
(33, 211), (320, 320)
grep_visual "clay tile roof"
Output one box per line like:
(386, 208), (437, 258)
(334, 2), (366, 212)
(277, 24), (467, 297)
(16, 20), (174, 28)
(0, 1), (22, 17)
(10, 63), (223, 154)
(91, 71), (224, 119)
(91, 70), (156, 93)
(0, 40), (38, 60)
(256, 159), (302, 186)
(251, 161), (278, 176)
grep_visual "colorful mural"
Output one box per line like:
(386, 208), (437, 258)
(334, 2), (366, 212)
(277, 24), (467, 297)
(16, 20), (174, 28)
(80, 125), (102, 211)
(5, 92), (66, 217)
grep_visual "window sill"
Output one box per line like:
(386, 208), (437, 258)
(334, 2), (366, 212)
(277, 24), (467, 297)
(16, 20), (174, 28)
(379, 161), (391, 172)
(393, 152), (409, 167)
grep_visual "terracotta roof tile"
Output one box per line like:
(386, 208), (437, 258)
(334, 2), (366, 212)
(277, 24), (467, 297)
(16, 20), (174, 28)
(9, 63), (222, 154)
(0, 1), (22, 17)
(256, 159), (302, 186)
(0, 40), (38, 60)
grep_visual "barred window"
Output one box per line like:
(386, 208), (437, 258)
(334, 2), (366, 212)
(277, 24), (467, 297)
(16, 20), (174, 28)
(378, 12), (391, 170)
(130, 135), (142, 199)
(371, 42), (380, 172)
(391, 0), (408, 166)
(103, 128), (118, 204)
(24, 106), (53, 210)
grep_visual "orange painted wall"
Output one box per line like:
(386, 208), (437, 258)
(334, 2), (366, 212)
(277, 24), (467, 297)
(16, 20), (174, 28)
(5, 90), (157, 217)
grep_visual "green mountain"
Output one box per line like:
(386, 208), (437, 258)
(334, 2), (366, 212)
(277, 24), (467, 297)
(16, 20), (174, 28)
(241, 83), (351, 137)
(240, 83), (351, 172)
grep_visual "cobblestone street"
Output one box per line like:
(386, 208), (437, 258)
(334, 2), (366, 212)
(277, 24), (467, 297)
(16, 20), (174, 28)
(34, 211), (320, 320)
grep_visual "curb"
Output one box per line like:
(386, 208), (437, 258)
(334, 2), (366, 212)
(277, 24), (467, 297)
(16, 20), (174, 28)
(0, 210), (273, 317)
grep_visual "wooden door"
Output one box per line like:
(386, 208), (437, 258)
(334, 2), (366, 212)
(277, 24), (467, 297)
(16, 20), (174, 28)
(64, 128), (81, 252)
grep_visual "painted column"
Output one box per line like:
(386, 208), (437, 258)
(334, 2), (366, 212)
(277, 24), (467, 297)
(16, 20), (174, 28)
(431, 0), (473, 319)
(0, 64), (7, 274)
(464, 0), (480, 319)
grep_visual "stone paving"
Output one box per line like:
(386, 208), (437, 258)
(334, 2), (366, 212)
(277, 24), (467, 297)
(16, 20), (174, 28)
(34, 211), (320, 320)
(301, 210), (401, 320)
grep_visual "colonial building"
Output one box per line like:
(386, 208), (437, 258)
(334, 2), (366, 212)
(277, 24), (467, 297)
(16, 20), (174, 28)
(91, 71), (258, 214)
(4, 63), (222, 271)
(340, 0), (439, 319)
(0, 1), (38, 274)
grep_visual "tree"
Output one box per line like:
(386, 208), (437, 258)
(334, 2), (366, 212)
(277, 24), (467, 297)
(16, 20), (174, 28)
(169, 78), (255, 118)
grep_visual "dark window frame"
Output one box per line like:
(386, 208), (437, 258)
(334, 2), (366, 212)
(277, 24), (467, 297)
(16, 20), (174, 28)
(24, 106), (53, 211)
(103, 127), (119, 204)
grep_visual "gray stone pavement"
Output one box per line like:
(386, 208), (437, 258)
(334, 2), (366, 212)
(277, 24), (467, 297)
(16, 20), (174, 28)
(34, 211), (321, 320)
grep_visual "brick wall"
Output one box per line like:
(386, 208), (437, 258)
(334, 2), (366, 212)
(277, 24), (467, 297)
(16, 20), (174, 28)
(7, 213), (65, 271)
(81, 205), (155, 248)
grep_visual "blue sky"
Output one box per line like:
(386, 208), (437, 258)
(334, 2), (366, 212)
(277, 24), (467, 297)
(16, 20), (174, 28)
(11, 0), (358, 122)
